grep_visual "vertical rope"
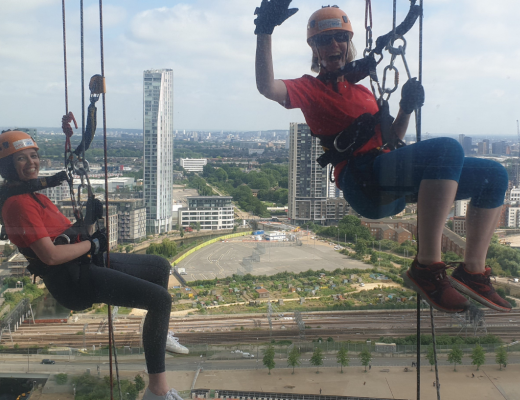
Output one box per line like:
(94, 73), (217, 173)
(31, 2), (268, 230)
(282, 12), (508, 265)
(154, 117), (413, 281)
(61, 0), (69, 114)
(80, 0), (86, 157)
(416, 2), (425, 400)
(430, 307), (441, 400)
(416, 294), (421, 400)
(98, 1), (114, 399)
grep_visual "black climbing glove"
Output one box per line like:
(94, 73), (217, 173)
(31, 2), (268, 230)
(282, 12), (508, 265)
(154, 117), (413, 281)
(84, 196), (104, 226)
(399, 77), (425, 115)
(254, 0), (298, 35)
(89, 229), (108, 255)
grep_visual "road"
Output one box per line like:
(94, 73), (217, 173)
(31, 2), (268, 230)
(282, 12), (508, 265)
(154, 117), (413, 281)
(205, 182), (258, 220)
(1, 354), (519, 374)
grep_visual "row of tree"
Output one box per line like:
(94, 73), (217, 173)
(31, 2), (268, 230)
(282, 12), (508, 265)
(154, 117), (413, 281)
(429, 344), (509, 371)
(262, 345), (372, 374)
(261, 343), (509, 375)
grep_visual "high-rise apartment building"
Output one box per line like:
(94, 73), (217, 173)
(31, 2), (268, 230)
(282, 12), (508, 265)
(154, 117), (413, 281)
(143, 69), (174, 234)
(287, 123), (348, 224)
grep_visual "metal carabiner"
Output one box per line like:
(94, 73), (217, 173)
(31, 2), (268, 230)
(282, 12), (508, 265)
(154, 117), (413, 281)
(386, 35), (407, 56)
(381, 64), (400, 97)
(333, 131), (354, 153)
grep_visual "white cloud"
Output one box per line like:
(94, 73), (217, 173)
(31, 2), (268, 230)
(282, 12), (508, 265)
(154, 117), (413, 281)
(0, 0), (519, 135)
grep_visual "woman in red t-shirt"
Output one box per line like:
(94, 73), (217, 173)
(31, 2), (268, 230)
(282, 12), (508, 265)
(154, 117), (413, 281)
(0, 130), (184, 400)
(254, 1), (511, 314)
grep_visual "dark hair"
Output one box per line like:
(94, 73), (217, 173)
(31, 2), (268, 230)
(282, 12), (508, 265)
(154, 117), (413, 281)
(0, 155), (20, 182)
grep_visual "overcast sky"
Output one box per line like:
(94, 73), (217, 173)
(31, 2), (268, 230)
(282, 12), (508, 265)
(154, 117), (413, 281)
(0, 0), (519, 136)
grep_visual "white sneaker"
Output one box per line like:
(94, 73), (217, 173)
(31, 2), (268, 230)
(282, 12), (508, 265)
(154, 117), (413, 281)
(143, 388), (183, 400)
(166, 331), (189, 355)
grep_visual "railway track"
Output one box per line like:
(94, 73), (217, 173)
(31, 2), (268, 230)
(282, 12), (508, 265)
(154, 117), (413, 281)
(5, 308), (517, 348)
(5, 326), (518, 348)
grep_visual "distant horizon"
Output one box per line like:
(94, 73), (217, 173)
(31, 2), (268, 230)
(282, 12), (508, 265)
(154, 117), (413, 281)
(2, 126), (519, 142)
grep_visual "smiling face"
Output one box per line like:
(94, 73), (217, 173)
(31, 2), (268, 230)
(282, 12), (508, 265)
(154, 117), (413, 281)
(14, 148), (40, 181)
(312, 29), (350, 73)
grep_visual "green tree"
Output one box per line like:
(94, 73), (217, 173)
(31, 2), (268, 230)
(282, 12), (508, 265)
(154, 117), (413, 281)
(55, 373), (68, 385)
(471, 345), (485, 371)
(287, 346), (301, 374)
(448, 345), (463, 371)
(263, 344), (276, 375)
(3, 243), (14, 257)
(359, 348), (372, 372)
(355, 240), (368, 256)
(134, 374), (145, 392)
(426, 345), (435, 371)
(180, 227), (184, 238)
(125, 245), (133, 254)
(310, 347), (324, 373)
(495, 346), (508, 370)
(336, 345), (349, 373)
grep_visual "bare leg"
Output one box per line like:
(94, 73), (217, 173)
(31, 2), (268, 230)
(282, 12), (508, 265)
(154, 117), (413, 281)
(464, 203), (502, 273)
(148, 372), (169, 396)
(416, 179), (458, 265)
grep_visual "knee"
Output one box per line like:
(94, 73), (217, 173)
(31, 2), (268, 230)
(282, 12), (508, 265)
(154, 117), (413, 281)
(155, 287), (172, 310)
(434, 137), (464, 160)
(150, 255), (171, 276)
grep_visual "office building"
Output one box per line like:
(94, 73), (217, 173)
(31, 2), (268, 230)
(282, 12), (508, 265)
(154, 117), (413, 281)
(288, 123), (330, 223)
(109, 199), (147, 243)
(179, 196), (234, 230)
(143, 69), (174, 234)
(492, 141), (507, 155)
(454, 199), (469, 217)
(180, 158), (208, 172)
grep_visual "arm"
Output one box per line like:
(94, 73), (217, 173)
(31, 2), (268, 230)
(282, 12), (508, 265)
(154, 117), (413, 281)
(30, 237), (91, 266)
(255, 34), (288, 105)
(391, 108), (412, 141)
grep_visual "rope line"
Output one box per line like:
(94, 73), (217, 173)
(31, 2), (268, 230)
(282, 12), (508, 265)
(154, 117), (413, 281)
(81, 0), (86, 156)
(97, 1), (117, 399)
(61, 0), (69, 115)
(430, 307), (441, 400)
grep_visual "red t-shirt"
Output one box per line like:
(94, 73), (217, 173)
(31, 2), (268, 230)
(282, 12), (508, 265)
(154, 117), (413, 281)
(3, 193), (72, 248)
(283, 74), (387, 185)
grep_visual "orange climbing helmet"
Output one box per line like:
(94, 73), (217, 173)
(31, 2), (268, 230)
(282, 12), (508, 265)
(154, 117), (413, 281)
(307, 5), (354, 45)
(0, 130), (39, 160)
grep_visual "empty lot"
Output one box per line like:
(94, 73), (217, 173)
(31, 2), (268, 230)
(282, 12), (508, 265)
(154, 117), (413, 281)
(177, 239), (370, 282)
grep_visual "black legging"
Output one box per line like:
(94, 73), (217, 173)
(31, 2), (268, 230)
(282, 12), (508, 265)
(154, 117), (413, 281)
(43, 253), (172, 374)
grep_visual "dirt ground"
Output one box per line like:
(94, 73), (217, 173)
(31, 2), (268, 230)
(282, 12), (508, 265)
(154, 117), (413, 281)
(161, 365), (520, 400)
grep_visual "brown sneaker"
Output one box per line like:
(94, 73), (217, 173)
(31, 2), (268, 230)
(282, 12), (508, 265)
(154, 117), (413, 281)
(449, 263), (512, 312)
(404, 258), (470, 313)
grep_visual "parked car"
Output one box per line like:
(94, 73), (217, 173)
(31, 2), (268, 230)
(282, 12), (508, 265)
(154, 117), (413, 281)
(41, 359), (55, 364)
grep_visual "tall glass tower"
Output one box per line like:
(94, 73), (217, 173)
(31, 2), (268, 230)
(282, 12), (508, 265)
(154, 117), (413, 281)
(143, 69), (174, 234)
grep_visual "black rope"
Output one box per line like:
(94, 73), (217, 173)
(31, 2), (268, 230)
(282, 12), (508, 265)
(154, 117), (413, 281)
(416, 295), (421, 399)
(81, 0), (86, 161)
(430, 307), (441, 400)
(97, 1), (117, 399)
(61, 0), (69, 114)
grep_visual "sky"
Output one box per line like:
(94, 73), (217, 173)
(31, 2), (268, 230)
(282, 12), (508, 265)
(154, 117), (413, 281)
(0, 0), (519, 136)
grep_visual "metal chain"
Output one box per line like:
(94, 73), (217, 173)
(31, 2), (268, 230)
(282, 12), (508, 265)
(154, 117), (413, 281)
(363, 0), (373, 57)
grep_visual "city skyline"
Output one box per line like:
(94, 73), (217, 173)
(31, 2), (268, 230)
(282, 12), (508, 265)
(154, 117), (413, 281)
(0, 0), (519, 135)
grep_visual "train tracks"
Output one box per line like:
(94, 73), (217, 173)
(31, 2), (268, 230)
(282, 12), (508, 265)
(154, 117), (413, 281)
(4, 309), (518, 348)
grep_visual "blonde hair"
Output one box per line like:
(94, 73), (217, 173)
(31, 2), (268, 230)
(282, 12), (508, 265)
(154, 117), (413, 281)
(310, 40), (357, 73)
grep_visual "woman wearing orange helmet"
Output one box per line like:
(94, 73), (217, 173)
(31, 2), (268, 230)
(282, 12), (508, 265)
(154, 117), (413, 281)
(255, 1), (511, 314)
(0, 130), (187, 400)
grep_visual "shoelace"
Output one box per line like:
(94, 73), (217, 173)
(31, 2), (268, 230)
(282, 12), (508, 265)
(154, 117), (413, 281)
(424, 263), (453, 289)
(168, 332), (180, 342)
(447, 262), (496, 284)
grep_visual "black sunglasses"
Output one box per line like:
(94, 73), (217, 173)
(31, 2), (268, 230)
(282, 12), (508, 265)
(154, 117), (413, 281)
(314, 31), (350, 47)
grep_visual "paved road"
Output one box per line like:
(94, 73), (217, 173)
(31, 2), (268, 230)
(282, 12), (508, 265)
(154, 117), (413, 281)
(1, 354), (518, 374)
